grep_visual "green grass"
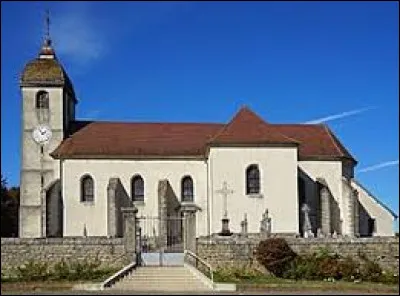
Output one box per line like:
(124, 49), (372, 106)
(236, 277), (399, 293)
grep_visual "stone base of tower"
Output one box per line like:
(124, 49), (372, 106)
(19, 206), (43, 238)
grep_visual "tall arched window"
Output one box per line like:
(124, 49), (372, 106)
(246, 165), (260, 194)
(181, 176), (194, 202)
(131, 175), (144, 201)
(36, 91), (49, 109)
(81, 175), (94, 202)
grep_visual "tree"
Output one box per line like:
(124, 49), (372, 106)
(1, 174), (19, 237)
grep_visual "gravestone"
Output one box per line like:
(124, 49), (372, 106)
(240, 214), (248, 236)
(301, 203), (314, 238)
(260, 209), (272, 236)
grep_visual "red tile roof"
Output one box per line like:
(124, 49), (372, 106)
(209, 107), (298, 145)
(51, 107), (356, 162)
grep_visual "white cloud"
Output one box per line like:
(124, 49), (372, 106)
(50, 6), (106, 65)
(358, 160), (399, 173)
(304, 107), (375, 124)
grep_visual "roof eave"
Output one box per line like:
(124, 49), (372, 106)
(207, 142), (299, 147)
(299, 155), (357, 162)
(50, 154), (207, 160)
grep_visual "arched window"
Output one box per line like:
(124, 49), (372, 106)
(246, 165), (260, 194)
(81, 175), (94, 202)
(131, 175), (144, 201)
(181, 176), (194, 202)
(36, 91), (49, 109)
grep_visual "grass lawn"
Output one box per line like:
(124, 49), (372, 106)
(0, 280), (83, 293)
(237, 278), (399, 293)
(1, 278), (398, 294)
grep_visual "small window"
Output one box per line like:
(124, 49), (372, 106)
(181, 176), (194, 202)
(36, 91), (49, 109)
(246, 164), (260, 194)
(81, 175), (94, 202)
(131, 175), (144, 201)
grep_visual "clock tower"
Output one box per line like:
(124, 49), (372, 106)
(19, 12), (77, 237)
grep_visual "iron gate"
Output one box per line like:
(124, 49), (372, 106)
(136, 215), (185, 266)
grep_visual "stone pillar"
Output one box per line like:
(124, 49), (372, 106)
(122, 207), (138, 262)
(320, 186), (331, 236)
(107, 178), (118, 238)
(353, 189), (360, 237)
(158, 180), (168, 248)
(182, 211), (196, 253)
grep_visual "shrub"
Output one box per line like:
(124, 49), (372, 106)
(255, 238), (297, 277)
(284, 255), (319, 280)
(51, 259), (70, 280)
(213, 266), (264, 283)
(337, 256), (361, 281)
(361, 259), (382, 282)
(13, 256), (118, 282)
(16, 260), (49, 281)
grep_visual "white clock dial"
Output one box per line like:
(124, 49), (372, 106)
(32, 125), (52, 145)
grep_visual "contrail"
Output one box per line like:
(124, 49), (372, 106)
(304, 107), (375, 124)
(358, 160), (399, 173)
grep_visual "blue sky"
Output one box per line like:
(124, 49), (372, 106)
(1, 2), (399, 220)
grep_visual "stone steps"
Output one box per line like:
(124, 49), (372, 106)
(109, 266), (212, 292)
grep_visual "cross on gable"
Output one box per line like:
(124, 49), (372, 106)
(216, 181), (234, 218)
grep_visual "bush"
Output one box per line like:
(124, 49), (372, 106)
(16, 260), (49, 281)
(337, 256), (361, 281)
(12, 256), (119, 282)
(361, 259), (382, 282)
(255, 238), (297, 277)
(283, 252), (361, 281)
(284, 255), (319, 280)
(213, 266), (265, 283)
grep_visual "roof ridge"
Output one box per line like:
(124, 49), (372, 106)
(78, 120), (224, 125)
(322, 125), (345, 157)
(208, 107), (265, 143)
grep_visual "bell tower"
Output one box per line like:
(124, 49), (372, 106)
(19, 11), (77, 237)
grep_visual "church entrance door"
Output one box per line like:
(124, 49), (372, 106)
(136, 215), (185, 266)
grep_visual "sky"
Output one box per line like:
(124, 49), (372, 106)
(1, 2), (399, 221)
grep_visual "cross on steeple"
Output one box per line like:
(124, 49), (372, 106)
(216, 181), (234, 218)
(44, 9), (51, 46)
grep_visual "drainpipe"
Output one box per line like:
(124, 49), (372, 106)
(207, 150), (213, 237)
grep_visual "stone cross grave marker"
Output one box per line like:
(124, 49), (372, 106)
(301, 203), (314, 238)
(216, 181), (234, 219)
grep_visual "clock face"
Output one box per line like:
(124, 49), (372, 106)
(32, 125), (52, 145)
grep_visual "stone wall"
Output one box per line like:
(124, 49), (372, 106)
(1, 237), (129, 276)
(197, 235), (399, 272)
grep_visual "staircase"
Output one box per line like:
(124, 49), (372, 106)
(109, 266), (213, 292)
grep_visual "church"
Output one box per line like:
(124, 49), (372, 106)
(18, 32), (396, 240)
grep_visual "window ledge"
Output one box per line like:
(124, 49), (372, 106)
(133, 201), (145, 206)
(247, 193), (264, 198)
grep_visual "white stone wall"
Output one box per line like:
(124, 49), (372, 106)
(208, 146), (299, 234)
(351, 180), (395, 236)
(61, 159), (208, 237)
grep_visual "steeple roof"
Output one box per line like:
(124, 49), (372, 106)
(20, 10), (74, 90)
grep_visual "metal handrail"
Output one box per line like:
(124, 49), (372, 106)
(184, 250), (214, 283)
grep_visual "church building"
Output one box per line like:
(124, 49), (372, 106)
(18, 32), (397, 239)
